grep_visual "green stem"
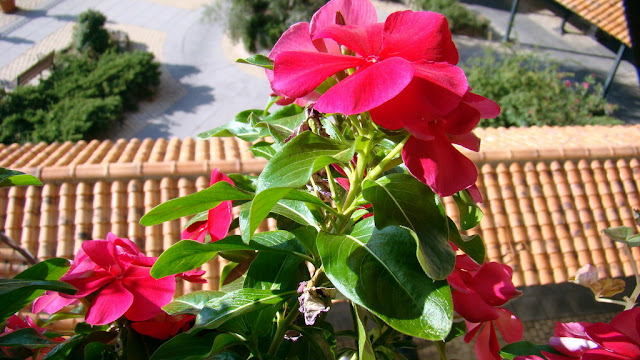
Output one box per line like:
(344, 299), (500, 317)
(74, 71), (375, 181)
(268, 301), (301, 356)
(325, 165), (342, 213)
(435, 341), (448, 360)
(365, 135), (409, 182)
(623, 244), (640, 309)
(595, 296), (627, 307)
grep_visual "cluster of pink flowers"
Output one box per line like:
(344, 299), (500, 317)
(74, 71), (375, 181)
(516, 308), (640, 360)
(32, 233), (203, 338)
(447, 253), (523, 360)
(267, 0), (499, 198)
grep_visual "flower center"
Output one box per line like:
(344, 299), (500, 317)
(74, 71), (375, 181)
(366, 55), (379, 63)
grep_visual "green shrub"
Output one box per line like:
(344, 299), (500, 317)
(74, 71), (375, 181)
(0, 51), (160, 144)
(462, 47), (621, 127)
(74, 9), (112, 56)
(208, 0), (326, 52)
(404, 0), (488, 36)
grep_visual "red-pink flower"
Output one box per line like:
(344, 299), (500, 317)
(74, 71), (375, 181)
(131, 312), (195, 340)
(448, 254), (522, 360)
(182, 169), (234, 242)
(34, 234), (177, 326)
(1, 315), (63, 359)
(543, 308), (640, 360)
(465, 308), (523, 360)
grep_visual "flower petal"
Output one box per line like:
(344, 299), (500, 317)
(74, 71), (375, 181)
(207, 169), (235, 241)
(610, 307), (640, 346)
(269, 22), (316, 60)
(494, 308), (523, 344)
(412, 61), (468, 110)
(315, 57), (414, 115)
(82, 240), (122, 275)
(32, 291), (77, 314)
(470, 262), (518, 307)
(314, 23), (383, 57)
(452, 289), (499, 323)
(85, 280), (133, 325)
(402, 131), (478, 197)
(474, 323), (501, 360)
(122, 265), (176, 321)
(449, 132), (480, 152)
(310, 0), (378, 36)
(379, 10), (459, 64)
(586, 322), (640, 358)
(273, 51), (363, 99)
(62, 270), (113, 298)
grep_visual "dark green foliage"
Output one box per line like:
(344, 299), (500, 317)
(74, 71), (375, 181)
(462, 48), (622, 127)
(0, 51), (160, 144)
(74, 9), (111, 56)
(404, 0), (488, 36)
(221, 0), (326, 52)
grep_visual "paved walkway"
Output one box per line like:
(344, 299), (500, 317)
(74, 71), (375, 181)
(0, 0), (638, 142)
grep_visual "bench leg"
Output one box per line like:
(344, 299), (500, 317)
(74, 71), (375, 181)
(503, 0), (520, 42)
(602, 43), (627, 98)
(560, 9), (571, 35)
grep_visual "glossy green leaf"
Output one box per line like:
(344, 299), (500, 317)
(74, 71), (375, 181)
(453, 190), (483, 230)
(256, 108), (305, 144)
(271, 200), (318, 229)
(244, 252), (303, 292)
(249, 141), (278, 160)
(197, 110), (263, 141)
(84, 342), (118, 360)
(153, 232), (309, 279)
(444, 321), (466, 342)
(354, 305), (375, 360)
(500, 341), (559, 359)
(140, 181), (253, 226)
(240, 187), (290, 241)
(194, 289), (297, 330)
(0, 167), (42, 188)
(0, 328), (57, 347)
(236, 54), (273, 70)
(291, 323), (337, 360)
(602, 226), (634, 242)
(42, 334), (86, 360)
(362, 173), (455, 280)
(291, 226), (319, 262)
(1, 258), (75, 323)
(256, 131), (355, 192)
(163, 290), (225, 315)
(317, 225), (452, 340)
(447, 218), (485, 264)
(149, 332), (219, 360)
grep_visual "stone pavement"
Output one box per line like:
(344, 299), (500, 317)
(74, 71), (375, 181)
(0, 0), (639, 140)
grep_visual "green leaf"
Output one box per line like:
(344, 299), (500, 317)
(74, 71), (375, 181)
(271, 200), (319, 229)
(1, 258), (75, 323)
(244, 252), (303, 291)
(0, 328), (57, 347)
(291, 323), (337, 360)
(149, 332), (219, 360)
(362, 173), (455, 280)
(453, 190), (483, 230)
(256, 131), (355, 192)
(500, 341), (559, 359)
(249, 141), (278, 160)
(626, 234), (640, 247)
(241, 187), (290, 241)
(140, 181), (253, 226)
(317, 225), (452, 340)
(447, 218), (486, 264)
(236, 54), (274, 70)
(256, 107), (306, 144)
(163, 290), (225, 316)
(152, 231), (308, 279)
(84, 342), (118, 360)
(602, 226), (635, 242)
(42, 334), (86, 360)
(194, 289), (297, 330)
(444, 321), (466, 342)
(354, 305), (375, 360)
(197, 109), (263, 141)
(0, 168), (43, 188)
(291, 226), (319, 262)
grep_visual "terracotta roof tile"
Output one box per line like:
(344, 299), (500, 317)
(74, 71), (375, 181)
(2, 125), (640, 288)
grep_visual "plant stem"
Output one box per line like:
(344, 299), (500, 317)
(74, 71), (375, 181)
(435, 341), (448, 360)
(325, 165), (342, 213)
(595, 296), (627, 307)
(268, 301), (301, 356)
(623, 244), (640, 309)
(0, 231), (38, 265)
(365, 135), (409, 182)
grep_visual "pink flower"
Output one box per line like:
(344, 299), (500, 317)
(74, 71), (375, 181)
(131, 312), (195, 340)
(448, 254), (520, 323)
(448, 254), (522, 360)
(34, 234), (177, 326)
(182, 169), (234, 242)
(580, 308), (640, 360)
(465, 308), (523, 360)
(1, 315), (63, 359)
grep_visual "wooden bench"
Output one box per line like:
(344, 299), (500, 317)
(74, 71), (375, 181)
(503, 0), (634, 97)
(16, 51), (55, 87)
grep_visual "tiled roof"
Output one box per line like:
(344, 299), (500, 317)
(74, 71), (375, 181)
(2, 125), (640, 291)
(554, 0), (631, 47)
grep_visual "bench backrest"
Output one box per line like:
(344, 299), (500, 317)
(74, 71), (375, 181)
(16, 51), (55, 87)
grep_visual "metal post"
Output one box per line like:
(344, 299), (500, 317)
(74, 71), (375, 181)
(602, 43), (627, 98)
(560, 9), (571, 35)
(503, 0), (520, 42)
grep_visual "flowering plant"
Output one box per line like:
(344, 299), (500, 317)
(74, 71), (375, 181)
(0, 0), (637, 359)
